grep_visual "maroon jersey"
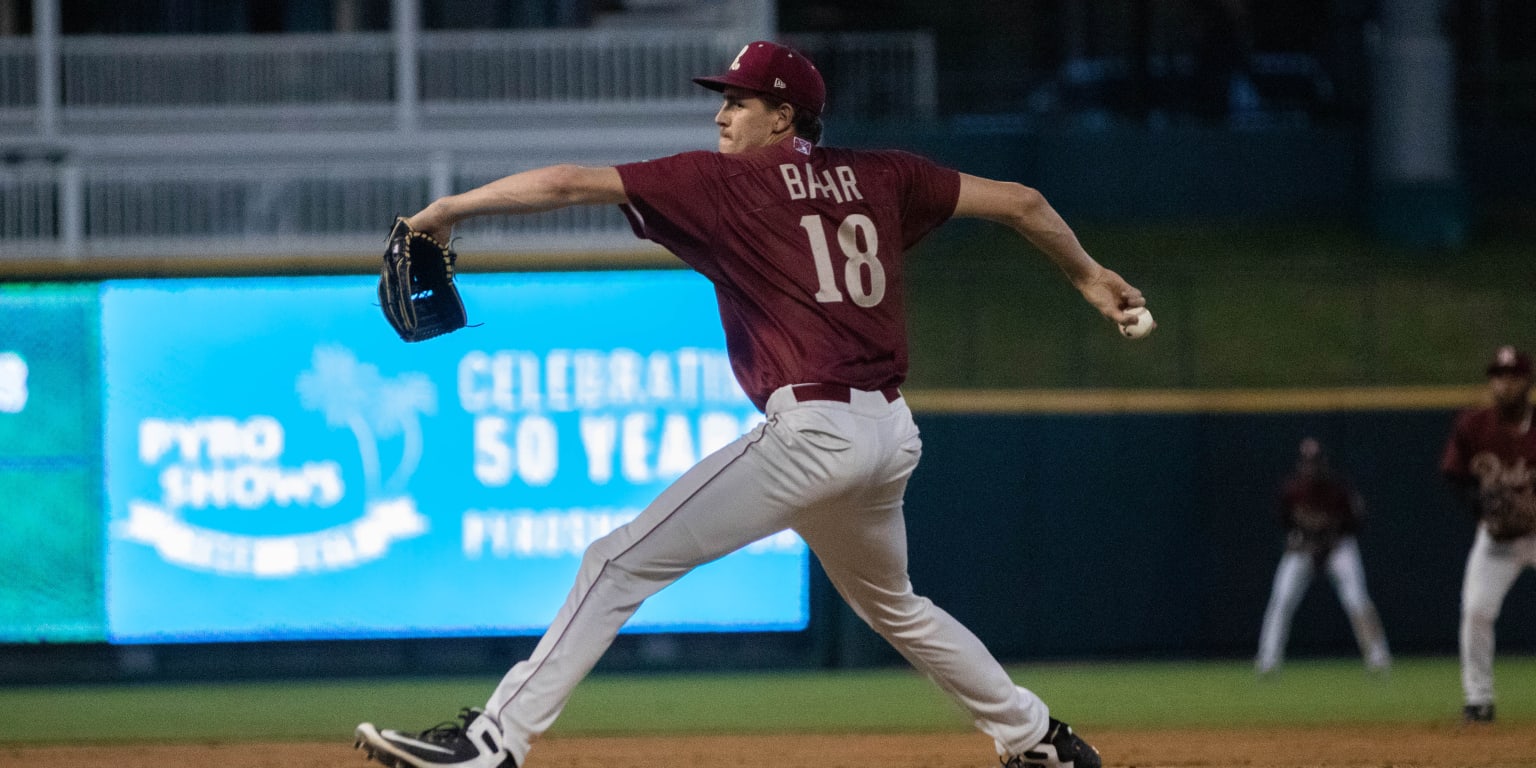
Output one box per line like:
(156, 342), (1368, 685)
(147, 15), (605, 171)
(1440, 407), (1536, 492)
(617, 138), (961, 411)
(1278, 474), (1360, 541)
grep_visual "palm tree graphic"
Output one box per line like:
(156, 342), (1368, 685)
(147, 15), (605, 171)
(297, 345), (436, 500)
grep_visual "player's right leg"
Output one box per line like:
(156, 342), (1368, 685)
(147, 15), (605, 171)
(803, 518), (1098, 767)
(793, 400), (1096, 767)
(1255, 550), (1312, 675)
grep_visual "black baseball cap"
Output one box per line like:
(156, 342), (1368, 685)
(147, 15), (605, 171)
(693, 41), (826, 116)
(1486, 345), (1532, 376)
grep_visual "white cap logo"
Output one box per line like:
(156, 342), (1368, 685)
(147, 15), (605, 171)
(774, 77), (787, 89)
(729, 45), (749, 71)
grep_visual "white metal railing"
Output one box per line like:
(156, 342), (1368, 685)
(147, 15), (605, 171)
(54, 30), (730, 109)
(0, 127), (709, 260)
(1, 159), (644, 259)
(0, 38), (33, 109)
(73, 160), (644, 240)
(0, 162), (56, 242)
(0, 30), (936, 263)
(81, 162), (424, 239)
(62, 33), (396, 107)
(3, 30), (931, 126)
(419, 30), (729, 104)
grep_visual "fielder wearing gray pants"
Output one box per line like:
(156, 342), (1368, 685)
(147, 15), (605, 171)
(1255, 536), (1391, 675)
(482, 385), (1049, 765)
(1459, 525), (1536, 707)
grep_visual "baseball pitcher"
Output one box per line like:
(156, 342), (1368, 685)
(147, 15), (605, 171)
(355, 41), (1151, 768)
(1440, 344), (1536, 724)
(1254, 437), (1391, 676)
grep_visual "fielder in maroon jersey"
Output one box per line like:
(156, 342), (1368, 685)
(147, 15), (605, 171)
(356, 40), (1148, 768)
(1280, 438), (1362, 560)
(1440, 345), (1536, 724)
(1255, 437), (1390, 676)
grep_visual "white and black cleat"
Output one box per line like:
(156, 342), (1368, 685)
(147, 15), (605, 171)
(354, 708), (516, 768)
(1003, 718), (1101, 768)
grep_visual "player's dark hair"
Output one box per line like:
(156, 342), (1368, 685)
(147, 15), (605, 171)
(762, 93), (824, 144)
(794, 110), (824, 144)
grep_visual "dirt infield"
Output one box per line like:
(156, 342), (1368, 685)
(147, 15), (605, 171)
(6, 725), (1535, 768)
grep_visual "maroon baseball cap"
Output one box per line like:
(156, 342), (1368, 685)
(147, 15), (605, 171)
(693, 41), (826, 116)
(1486, 345), (1533, 376)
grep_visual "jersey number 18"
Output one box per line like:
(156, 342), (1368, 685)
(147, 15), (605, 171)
(799, 214), (885, 308)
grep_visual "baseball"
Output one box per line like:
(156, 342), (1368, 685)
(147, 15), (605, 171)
(1120, 306), (1154, 340)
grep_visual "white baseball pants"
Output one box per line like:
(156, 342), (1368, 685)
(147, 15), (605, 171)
(1459, 525), (1536, 706)
(1255, 536), (1391, 674)
(483, 385), (1049, 765)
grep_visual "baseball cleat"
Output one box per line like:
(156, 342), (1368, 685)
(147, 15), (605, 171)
(1002, 718), (1101, 768)
(1462, 703), (1495, 725)
(355, 707), (517, 768)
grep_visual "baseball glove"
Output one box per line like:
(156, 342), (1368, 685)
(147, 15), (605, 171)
(378, 217), (467, 342)
(1480, 487), (1536, 541)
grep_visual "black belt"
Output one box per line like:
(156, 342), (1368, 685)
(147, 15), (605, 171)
(790, 383), (901, 404)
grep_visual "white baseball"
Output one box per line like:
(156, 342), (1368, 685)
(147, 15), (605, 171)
(1120, 306), (1154, 340)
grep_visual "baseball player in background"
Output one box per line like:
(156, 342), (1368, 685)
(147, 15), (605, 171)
(1440, 344), (1536, 725)
(354, 41), (1151, 768)
(1254, 437), (1391, 677)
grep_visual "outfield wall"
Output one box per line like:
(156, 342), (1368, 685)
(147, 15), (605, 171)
(833, 403), (1536, 667)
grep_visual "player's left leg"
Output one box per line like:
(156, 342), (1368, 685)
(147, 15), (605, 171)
(1324, 537), (1390, 672)
(1459, 528), (1529, 716)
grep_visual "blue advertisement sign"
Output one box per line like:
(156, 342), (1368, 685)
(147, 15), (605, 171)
(101, 272), (806, 643)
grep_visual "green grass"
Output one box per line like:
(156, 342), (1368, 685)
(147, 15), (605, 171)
(2, 656), (1533, 744)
